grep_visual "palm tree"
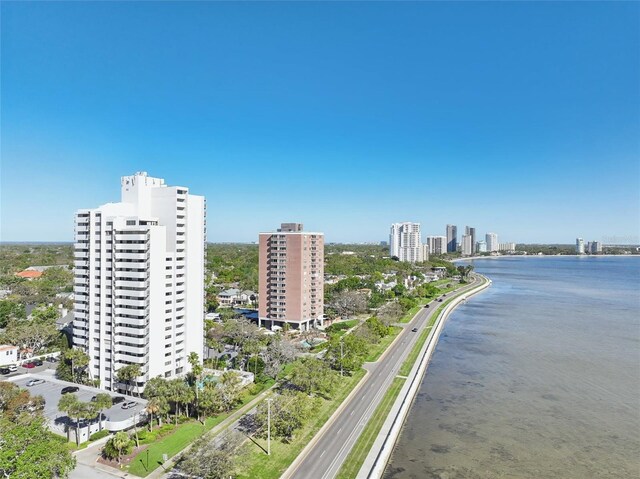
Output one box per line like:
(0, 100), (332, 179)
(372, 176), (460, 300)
(188, 352), (203, 422)
(94, 393), (112, 432)
(105, 431), (132, 464)
(58, 393), (78, 442)
(117, 364), (141, 396)
(145, 398), (161, 432)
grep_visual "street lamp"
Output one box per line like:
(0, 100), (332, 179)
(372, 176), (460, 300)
(340, 337), (344, 377)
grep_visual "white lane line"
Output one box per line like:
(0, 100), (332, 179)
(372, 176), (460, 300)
(320, 450), (326, 458)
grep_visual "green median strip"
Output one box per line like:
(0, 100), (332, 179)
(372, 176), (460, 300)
(365, 326), (402, 362)
(236, 369), (366, 479)
(335, 377), (406, 479)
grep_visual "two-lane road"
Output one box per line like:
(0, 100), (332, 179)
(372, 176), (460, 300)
(286, 276), (481, 479)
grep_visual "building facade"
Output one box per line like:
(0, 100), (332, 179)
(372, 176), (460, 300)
(73, 172), (205, 394)
(476, 240), (487, 253)
(486, 232), (499, 252)
(465, 226), (476, 254)
(390, 222), (425, 262)
(426, 235), (447, 255)
(576, 238), (585, 254)
(498, 242), (516, 252)
(258, 223), (324, 331)
(446, 224), (457, 253)
(461, 234), (473, 256)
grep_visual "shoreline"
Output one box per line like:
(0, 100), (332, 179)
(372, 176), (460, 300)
(451, 254), (640, 262)
(357, 274), (491, 478)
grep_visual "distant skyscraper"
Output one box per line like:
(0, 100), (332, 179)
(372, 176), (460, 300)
(390, 222), (424, 262)
(461, 234), (473, 256)
(426, 235), (447, 255)
(590, 241), (602, 254)
(499, 242), (516, 252)
(465, 226), (476, 254)
(446, 224), (457, 253)
(476, 240), (487, 253)
(486, 233), (499, 252)
(259, 223), (324, 331)
(576, 238), (585, 254)
(73, 172), (205, 394)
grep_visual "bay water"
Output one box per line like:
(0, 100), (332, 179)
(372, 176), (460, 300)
(384, 256), (640, 479)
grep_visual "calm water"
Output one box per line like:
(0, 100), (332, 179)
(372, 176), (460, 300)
(384, 256), (640, 479)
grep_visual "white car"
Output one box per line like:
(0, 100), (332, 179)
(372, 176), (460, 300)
(121, 401), (137, 409)
(26, 379), (45, 387)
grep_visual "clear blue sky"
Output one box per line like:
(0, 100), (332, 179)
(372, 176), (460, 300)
(1, 2), (638, 244)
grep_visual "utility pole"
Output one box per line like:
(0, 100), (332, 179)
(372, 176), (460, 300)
(340, 338), (344, 377)
(267, 398), (272, 456)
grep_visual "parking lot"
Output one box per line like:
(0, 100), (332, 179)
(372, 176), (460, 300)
(6, 371), (147, 436)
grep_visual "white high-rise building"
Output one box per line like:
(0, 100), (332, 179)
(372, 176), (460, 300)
(476, 240), (487, 253)
(461, 234), (473, 256)
(73, 172), (205, 394)
(576, 238), (585, 254)
(486, 233), (499, 252)
(426, 235), (447, 255)
(389, 222), (425, 262)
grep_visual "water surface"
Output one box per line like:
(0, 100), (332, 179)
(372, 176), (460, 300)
(384, 256), (640, 479)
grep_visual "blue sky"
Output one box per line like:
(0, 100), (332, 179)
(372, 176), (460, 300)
(1, 2), (638, 244)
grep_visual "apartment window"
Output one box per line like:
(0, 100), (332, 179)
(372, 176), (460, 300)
(126, 220), (136, 226)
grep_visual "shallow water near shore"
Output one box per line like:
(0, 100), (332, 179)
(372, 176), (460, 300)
(384, 256), (640, 479)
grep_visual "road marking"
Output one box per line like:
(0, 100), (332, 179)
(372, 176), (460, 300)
(320, 450), (326, 458)
(350, 411), (354, 416)
(338, 427), (342, 434)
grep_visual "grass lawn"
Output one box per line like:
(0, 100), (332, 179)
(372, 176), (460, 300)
(236, 368), (367, 479)
(335, 377), (406, 479)
(127, 379), (275, 477)
(365, 326), (402, 362)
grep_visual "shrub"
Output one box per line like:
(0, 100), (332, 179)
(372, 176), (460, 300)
(89, 430), (110, 441)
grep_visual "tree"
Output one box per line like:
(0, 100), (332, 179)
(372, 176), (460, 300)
(288, 358), (336, 398)
(377, 301), (404, 323)
(57, 393), (89, 445)
(117, 364), (141, 396)
(327, 290), (368, 319)
(0, 415), (76, 478)
(0, 300), (25, 329)
(58, 348), (90, 384)
(145, 397), (163, 431)
(253, 391), (317, 443)
(0, 381), (44, 420)
(103, 431), (134, 464)
(325, 334), (368, 375)
(0, 311), (59, 355)
(197, 385), (222, 419)
(188, 352), (203, 421)
(262, 338), (298, 379)
(218, 371), (242, 412)
(93, 393), (112, 432)
(179, 432), (243, 479)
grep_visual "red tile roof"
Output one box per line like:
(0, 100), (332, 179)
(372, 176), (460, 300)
(15, 270), (43, 279)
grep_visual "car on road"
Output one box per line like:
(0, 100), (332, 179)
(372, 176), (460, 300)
(424, 304), (430, 308)
(22, 362), (36, 369)
(411, 327), (419, 332)
(438, 299), (443, 302)
(26, 379), (45, 387)
(121, 401), (137, 409)
(112, 396), (126, 405)
(0, 367), (11, 375)
(45, 356), (59, 363)
(61, 386), (79, 394)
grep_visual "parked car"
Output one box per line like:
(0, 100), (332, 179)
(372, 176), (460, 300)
(46, 356), (59, 363)
(26, 379), (45, 387)
(112, 396), (126, 405)
(22, 362), (36, 369)
(0, 367), (10, 375)
(33, 359), (44, 366)
(411, 327), (419, 332)
(61, 386), (79, 394)
(121, 401), (136, 410)
(7, 365), (17, 372)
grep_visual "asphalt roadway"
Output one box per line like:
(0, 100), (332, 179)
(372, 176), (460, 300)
(286, 276), (481, 479)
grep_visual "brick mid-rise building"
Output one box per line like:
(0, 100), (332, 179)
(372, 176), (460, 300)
(258, 223), (324, 331)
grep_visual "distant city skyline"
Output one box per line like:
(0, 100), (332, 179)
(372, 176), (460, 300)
(1, 2), (638, 244)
